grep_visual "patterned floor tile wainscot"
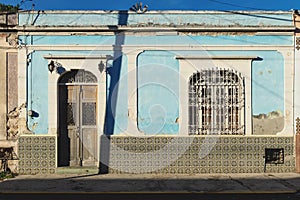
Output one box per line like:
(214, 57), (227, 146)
(105, 136), (295, 174)
(18, 136), (56, 175)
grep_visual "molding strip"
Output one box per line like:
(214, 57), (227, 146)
(175, 55), (259, 60)
(43, 54), (112, 59)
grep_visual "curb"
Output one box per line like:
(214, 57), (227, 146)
(0, 190), (298, 194)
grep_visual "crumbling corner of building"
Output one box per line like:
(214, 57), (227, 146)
(6, 103), (33, 140)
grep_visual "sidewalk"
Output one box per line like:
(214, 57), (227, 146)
(1, 172), (300, 194)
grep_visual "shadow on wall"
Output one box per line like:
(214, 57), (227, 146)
(104, 10), (128, 136)
(100, 11), (128, 174)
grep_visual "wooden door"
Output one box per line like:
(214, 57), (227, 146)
(67, 85), (98, 166)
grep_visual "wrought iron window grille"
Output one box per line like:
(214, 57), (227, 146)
(188, 68), (245, 135)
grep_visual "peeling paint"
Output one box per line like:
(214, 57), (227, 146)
(252, 110), (284, 135)
(6, 103), (26, 140)
(31, 122), (38, 131)
(179, 31), (257, 36)
(128, 109), (136, 121)
(19, 12), (294, 27)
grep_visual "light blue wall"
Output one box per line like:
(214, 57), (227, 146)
(137, 51), (179, 134)
(27, 52), (48, 133)
(192, 50), (284, 115)
(251, 51), (284, 115)
(24, 34), (287, 134)
(135, 50), (284, 135)
(27, 50), (118, 134)
(19, 35), (293, 46)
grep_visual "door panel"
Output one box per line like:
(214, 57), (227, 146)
(82, 102), (97, 125)
(66, 85), (98, 167)
(82, 128), (97, 166)
(68, 127), (80, 166)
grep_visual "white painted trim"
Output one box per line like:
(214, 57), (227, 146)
(18, 26), (296, 32)
(176, 55), (259, 60)
(177, 57), (254, 135)
(18, 32), (295, 36)
(20, 43), (294, 136)
(276, 48), (295, 136)
(43, 55), (111, 60)
(295, 37), (300, 135)
(126, 50), (145, 136)
(0, 46), (18, 49)
(45, 56), (108, 137)
(45, 55), (109, 167)
(255, 32), (294, 36)
(58, 83), (98, 86)
(17, 48), (27, 119)
(24, 45), (293, 52)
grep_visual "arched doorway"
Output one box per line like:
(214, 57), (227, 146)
(58, 69), (98, 167)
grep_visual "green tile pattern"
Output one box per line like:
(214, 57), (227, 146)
(17, 135), (295, 174)
(18, 136), (56, 175)
(107, 136), (295, 174)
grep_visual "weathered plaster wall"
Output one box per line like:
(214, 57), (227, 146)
(6, 52), (19, 140)
(138, 49), (285, 135)
(199, 50), (285, 116)
(18, 11), (293, 27)
(21, 34), (289, 135)
(0, 44), (7, 140)
(137, 51), (179, 134)
(253, 111), (284, 135)
(0, 13), (18, 173)
(19, 35), (293, 46)
(25, 49), (127, 135)
(7, 52), (18, 113)
(294, 13), (300, 129)
(0, 34), (18, 140)
(15, 11), (296, 175)
(251, 51), (285, 135)
(26, 51), (48, 134)
(296, 42), (300, 125)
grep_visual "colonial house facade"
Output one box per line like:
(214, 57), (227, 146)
(1, 10), (300, 174)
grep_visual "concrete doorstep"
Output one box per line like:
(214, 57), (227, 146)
(0, 173), (300, 194)
(55, 167), (99, 175)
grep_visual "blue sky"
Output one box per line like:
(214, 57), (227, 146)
(1, 0), (300, 11)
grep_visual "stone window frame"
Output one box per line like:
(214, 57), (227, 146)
(176, 55), (255, 135)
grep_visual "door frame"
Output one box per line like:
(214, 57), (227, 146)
(58, 82), (98, 167)
(45, 56), (107, 168)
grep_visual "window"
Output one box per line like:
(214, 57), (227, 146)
(188, 68), (245, 135)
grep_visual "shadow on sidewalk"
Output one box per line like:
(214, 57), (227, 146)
(0, 173), (300, 194)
